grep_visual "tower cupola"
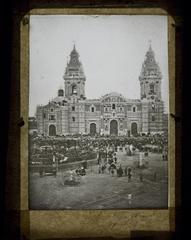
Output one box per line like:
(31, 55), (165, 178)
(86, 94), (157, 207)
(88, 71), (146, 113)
(58, 88), (64, 97)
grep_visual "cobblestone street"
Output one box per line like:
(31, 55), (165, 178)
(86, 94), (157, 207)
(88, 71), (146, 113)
(29, 151), (168, 209)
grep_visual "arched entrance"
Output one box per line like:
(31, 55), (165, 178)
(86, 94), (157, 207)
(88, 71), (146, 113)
(131, 122), (138, 136)
(110, 120), (118, 135)
(90, 123), (96, 135)
(49, 125), (56, 136)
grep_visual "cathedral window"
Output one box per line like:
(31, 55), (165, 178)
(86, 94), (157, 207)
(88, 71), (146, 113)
(51, 108), (53, 112)
(43, 113), (46, 119)
(49, 115), (55, 120)
(112, 104), (116, 110)
(72, 117), (75, 122)
(91, 107), (94, 112)
(72, 106), (75, 111)
(133, 107), (136, 112)
(150, 84), (155, 94)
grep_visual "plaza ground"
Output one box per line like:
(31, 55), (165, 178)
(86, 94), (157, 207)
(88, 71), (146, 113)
(29, 151), (168, 209)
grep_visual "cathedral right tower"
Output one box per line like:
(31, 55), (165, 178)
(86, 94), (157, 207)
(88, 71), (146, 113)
(139, 44), (162, 102)
(139, 44), (164, 134)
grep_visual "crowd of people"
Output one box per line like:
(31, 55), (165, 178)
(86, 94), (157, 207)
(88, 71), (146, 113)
(29, 134), (168, 168)
(29, 134), (168, 185)
(30, 134), (167, 155)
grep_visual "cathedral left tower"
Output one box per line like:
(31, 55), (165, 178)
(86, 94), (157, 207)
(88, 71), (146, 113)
(64, 45), (86, 100)
(36, 45), (86, 137)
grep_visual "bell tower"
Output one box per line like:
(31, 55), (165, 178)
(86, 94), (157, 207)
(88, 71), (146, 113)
(140, 44), (164, 134)
(139, 44), (162, 102)
(64, 45), (86, 99)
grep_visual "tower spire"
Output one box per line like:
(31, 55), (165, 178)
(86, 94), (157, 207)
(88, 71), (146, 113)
(72, 41), (76, 51)
(148, 39), (152, 49)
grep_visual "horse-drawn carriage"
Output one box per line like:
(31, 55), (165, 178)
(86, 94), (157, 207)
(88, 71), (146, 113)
(75, 167), (86, 176)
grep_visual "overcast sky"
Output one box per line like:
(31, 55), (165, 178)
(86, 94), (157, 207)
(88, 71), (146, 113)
(29, 15), (169, 116)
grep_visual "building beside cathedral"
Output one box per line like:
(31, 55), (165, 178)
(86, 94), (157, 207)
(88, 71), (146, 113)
(36, 44), (165, 136)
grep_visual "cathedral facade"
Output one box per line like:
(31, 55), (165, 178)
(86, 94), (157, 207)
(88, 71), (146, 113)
(36, 45), (164, 136)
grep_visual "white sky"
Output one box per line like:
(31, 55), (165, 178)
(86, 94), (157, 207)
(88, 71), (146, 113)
(29, 15), (169, 116)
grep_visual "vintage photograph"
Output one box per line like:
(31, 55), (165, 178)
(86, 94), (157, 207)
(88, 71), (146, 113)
(29, 15), (169, 210)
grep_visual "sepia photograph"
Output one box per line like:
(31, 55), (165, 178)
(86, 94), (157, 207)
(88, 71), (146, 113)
(29, 14), (169, 210)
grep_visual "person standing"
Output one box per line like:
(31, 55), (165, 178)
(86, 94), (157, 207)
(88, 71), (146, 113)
(114, 155), (117, 164)
(139, 151), (144, 168)
(118, 165), (123, 177)
(98, 164), (101, 174)
(127, 167), (132, 182)
(130, 144), (134, 155)
(124, 166), (128, 176)
(111, 167), (115, 177)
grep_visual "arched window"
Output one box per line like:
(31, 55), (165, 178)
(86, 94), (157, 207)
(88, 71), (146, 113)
(91, 107), (94, 112)
(133, 106), (136, 112)
(72, 85), (77, 95)
(49, 115), (55, 120)
(150, 83), (155, 94)
(112, 104), (116, 110)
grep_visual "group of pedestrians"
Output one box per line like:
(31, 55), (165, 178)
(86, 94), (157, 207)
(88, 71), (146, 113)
(116, 165), (132, 181)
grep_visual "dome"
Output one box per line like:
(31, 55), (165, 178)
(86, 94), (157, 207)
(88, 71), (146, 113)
(101, 92), (127, 102)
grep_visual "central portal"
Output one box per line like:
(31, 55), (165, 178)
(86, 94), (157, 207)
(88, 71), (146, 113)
(90, 123), (96, 135)
(110, 120), (118, 135)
